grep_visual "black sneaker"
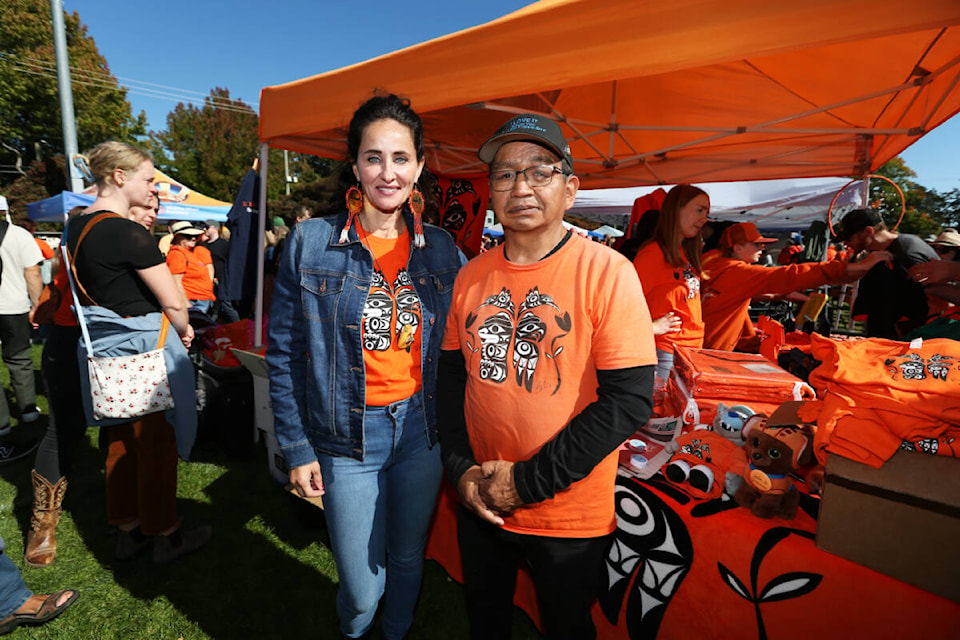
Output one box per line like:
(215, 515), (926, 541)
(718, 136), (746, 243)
(115, 526), (151, 560)
(152, 525), (212, 564)
(20, 405), (40, 424)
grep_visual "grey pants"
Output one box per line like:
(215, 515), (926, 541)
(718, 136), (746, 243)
(0, 313), (37, 427)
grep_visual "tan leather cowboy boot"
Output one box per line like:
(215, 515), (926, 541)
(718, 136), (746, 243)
(24, 470), (68, 568)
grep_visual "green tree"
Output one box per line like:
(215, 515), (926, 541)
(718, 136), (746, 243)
(153, 89), (332, 211)
(154, 88), (260, 201)
(939, 188), (960, 229)
(0, 0), (143, 201)
(870, 157), (945, 237)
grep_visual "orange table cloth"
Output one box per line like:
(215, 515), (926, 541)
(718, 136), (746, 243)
(427, 475), (959, 639)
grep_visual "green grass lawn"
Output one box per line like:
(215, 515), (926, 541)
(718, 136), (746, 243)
(0, 345), (542, 639)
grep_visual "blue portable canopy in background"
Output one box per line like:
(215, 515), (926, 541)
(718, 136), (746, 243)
(26, 168), (230, 223)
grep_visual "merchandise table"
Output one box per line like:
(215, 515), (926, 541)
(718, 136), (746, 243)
(426, 473), (960, 639)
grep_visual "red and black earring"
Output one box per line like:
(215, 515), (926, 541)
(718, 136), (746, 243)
(409, 186), (425, 248)
(340, 184), (364, 244)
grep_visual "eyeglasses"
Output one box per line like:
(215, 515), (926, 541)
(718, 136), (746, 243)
(490, 165), (565, 192)
(935, 246), (955, 255)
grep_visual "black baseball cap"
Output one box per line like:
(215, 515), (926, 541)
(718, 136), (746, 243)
(837, 208), (883, 242)
(478, 114), (574, 173)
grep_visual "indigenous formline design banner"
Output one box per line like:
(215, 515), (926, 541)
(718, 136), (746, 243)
(434, 176), (488, 259)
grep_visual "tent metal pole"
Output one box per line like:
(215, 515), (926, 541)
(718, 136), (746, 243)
(846, 177), (871, 333)
(255, 143), (269, 348)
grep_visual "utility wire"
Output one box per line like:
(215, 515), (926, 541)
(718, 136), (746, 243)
(0, 51), (256, 115)
(3, 51), (254, 109)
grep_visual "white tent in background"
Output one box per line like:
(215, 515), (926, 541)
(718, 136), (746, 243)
(593, 224), (625, 238)
(569, 177), (865, 231)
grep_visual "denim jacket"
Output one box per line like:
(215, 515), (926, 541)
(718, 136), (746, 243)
(267, 212), (466, 466)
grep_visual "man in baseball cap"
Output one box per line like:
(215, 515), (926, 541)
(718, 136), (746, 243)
(834, 208), (939, 338)
(438, 114), (656, 639)
(836, 208), (884, 247)
(478, 114), (574, 174)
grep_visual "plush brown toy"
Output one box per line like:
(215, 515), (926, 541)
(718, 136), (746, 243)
(734, 415), (814, 519)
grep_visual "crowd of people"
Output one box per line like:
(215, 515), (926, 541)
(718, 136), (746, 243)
(0, 92), (956, 639)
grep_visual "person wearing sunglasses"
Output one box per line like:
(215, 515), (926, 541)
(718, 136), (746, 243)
(911, 229), (960, 304)
(929, 228), (960, 262)
(165, 221), (215, 317)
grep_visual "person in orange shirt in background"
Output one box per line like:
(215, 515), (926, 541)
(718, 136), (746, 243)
(633, 184), (709, 390)
(776, 231), (804, 265)
(701, 222), (891, 352)
(164, 221), (214, 317)
(16, 220), (54, 262)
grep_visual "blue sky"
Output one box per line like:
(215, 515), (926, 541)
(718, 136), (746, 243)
(63, 0), (959, 194)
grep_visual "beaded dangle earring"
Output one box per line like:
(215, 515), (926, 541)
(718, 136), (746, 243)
(339, 184), (364, 244)
(409, 186), (426, 248)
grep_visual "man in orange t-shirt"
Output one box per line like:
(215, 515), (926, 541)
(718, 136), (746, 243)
(438, 115), (657, 640)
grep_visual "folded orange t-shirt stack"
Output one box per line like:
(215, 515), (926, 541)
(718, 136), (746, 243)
(800, 334), (960, 468)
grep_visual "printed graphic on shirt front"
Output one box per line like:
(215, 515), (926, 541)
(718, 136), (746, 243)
(678, 438), (711, 462)
(900, 435), (960, 457)
(678, 264), (700, 300)
(463, 286), (571, 394)
(362, 268), (421, 353)
(885, 353), (955, 381)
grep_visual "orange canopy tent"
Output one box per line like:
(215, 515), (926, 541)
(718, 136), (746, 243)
(259, 0), (960, 188)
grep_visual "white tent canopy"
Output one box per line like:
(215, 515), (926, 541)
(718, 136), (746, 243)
(593, 224), (624, 238)
(569, 177), (865, 231)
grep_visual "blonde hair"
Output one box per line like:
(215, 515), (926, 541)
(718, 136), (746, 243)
(77, 141), (151, 188)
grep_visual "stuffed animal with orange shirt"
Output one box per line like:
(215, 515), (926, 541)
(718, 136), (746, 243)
(735, 415), (815, 519)
(663, 403), (753, 499)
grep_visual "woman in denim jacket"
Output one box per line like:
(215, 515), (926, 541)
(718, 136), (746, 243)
(267, 94), (465, 640)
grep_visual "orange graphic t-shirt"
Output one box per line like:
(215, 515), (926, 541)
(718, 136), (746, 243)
(443, 234), (657, 537)
(802, 334), (960, 467)
(633, 241), (704, 352)
(360, 231), (422, 406)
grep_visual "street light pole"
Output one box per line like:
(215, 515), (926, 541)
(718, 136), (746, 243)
(49, 0), (84, 193)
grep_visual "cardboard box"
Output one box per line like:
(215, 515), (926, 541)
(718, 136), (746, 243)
(817, 450), (960, 603)
(233, 349), (288, 484)
(232, 349), (273, 444)
(260, 426), (289, 484)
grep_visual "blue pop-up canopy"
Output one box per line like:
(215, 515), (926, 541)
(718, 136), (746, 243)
(26, 191), (229, 223)
(26, 168), (231, 223)
(26, 191), (93, 222)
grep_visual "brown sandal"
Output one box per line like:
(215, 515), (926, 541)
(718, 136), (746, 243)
(0, 589), (79, 635)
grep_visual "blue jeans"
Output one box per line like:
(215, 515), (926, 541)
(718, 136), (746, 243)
(317, 392), (442, 639)
(654, 348), (674, 392)
(0, 546), (31, 618)
(189, 299), (213, 315)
